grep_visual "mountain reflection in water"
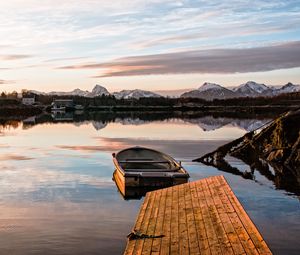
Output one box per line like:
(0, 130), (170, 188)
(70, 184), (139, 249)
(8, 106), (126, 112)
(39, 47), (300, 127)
(0, 111), (299, 254)
(1, 112), (298, 197)
(19, 111), (272, 132)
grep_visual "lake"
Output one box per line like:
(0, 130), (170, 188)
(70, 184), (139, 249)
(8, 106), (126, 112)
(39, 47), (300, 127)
(0, 113), (299, 254)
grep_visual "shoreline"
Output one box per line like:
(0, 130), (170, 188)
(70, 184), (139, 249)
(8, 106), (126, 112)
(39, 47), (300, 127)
(0, 104), (298, 118)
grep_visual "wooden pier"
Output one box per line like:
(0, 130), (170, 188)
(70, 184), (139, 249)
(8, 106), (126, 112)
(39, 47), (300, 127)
(124, 175), (272, 255)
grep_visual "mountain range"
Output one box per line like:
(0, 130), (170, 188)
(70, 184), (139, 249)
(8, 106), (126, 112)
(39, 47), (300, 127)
(112, 89), (161, 99)
(30, 85), (109, 97)
(30, 85), (162, 99)
(181, 81), (300, 100)
(29, 81), (300, 100)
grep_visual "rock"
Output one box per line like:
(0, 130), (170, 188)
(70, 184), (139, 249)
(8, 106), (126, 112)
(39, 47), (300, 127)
(267, 149), (284, 162)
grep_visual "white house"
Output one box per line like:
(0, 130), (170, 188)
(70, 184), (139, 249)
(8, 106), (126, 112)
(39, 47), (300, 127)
(51, 99), (74, 110)
(22, 95), (35, 105)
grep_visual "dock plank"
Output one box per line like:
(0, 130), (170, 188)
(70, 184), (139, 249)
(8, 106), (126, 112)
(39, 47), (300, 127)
(169, 185), (179, 255)
(151, 188), (167, 254)
(211, 176), (258, 255)
(132, 192), (157, 255)
(142, 189), (162, 255)
(178, 184), (189, 255)
(196, 180), (222, 255)
(190, 181), (211, 255)
(206, 177), (247, 255)
(124, 175), (272, 255)
(219, 176), (272, 255)
(203, 178), (235, 255)
(160, 187), (173, 255)
(185, 183), (201, 254)
(125, 194), (151, 255)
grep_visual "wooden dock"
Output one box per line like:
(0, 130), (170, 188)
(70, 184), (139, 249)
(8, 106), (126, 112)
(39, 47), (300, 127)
(124, 175), (272, 255)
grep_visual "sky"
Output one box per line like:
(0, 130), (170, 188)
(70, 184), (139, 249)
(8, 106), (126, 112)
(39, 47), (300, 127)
(0, 0), (300, 93)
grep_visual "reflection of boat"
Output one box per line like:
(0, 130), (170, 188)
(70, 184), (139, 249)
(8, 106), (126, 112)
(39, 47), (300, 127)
(74, 110), (84, 115)
(51, 106), (66, 111)
(51, 111), (74, 121)
(112, 147), (189, 196)
(74, 104), (84, 110)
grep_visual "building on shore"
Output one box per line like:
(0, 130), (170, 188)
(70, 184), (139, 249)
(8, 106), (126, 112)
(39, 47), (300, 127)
(51, 99), (74, 110)
(22, 94), (36, 105)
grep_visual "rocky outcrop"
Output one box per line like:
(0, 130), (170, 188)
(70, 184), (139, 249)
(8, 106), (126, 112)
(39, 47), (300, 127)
(195, 109), (300, 195)
(231, 109), (300, 168)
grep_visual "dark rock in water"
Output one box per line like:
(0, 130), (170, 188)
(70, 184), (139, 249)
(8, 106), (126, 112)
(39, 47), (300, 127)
(231, 109), (300, 168)
(195, 108), (300, 195)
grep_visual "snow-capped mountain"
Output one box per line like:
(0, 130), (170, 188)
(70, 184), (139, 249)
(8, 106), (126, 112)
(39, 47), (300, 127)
(275, 82), (300, 94)
(86, 85), (110, 97)
(47, 88), (89, 97)
(198, 82), (224, 92)
(113, 89), (162, 99)
(30, 85), (161, 99)
(180, 81), (300, 100)
(28, 81), (300, 100)
(233, 81), (271, 97)
(69, 88), (90, 97)
(181, 82), (237, 100)
(30, 85), (108, 97)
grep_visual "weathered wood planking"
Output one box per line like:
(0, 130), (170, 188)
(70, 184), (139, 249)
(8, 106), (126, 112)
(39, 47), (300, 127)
(124, 175), (272, 255)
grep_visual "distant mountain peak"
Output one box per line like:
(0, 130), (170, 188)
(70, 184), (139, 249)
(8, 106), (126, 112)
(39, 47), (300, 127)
(72, 88), (85, 92)
(92, 84), (106, 91)
(181, 82), (236, 100)
(277, 82), (300, 93)
(113, 89), (161, 99)
(198, 82), (224, 92)
(282, 82), (294, 88)
(89, 84), (110, 96)
(233, 81), (270, 97)
(236, 81), (269, 92)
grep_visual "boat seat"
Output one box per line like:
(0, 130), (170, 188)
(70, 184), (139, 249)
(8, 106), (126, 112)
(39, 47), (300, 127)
(119, 160), (171, 164)
(124, 168), (181, 172)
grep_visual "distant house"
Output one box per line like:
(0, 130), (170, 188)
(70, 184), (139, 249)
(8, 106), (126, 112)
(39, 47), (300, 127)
(22, 94), (35, 105)
(51, 99), (74, 110)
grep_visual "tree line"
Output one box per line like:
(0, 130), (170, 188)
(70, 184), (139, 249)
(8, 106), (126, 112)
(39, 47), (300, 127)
(1, 90), (300, 107)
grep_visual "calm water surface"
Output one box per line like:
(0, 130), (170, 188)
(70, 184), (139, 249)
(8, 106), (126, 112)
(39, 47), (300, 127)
(0, 116), (299, 254)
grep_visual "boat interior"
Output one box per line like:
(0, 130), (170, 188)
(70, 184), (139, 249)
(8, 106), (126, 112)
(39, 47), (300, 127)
(116, 148), (181, 172)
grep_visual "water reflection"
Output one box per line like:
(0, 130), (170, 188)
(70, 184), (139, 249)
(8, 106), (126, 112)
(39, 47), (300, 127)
(0, 112), (299, 254)
(0, 112), (298, 198)
(199, 155), (300, 196)
(186, 116), (270, 132)
(0, 111), (274, 132)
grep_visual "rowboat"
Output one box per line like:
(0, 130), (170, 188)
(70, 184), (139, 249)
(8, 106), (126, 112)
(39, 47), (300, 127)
(112, 147), (189, 198)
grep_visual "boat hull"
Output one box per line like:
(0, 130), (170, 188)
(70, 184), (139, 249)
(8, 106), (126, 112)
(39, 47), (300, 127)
(113, 169), (188, 199)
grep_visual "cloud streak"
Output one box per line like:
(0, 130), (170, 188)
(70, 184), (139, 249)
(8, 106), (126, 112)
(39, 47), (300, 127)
(0, 79), (15, 85)
(0, 54), (33, 61)
(0, 154), (34, 161)
(0, 1), (300, 89)
(59, 41), (300, 77)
